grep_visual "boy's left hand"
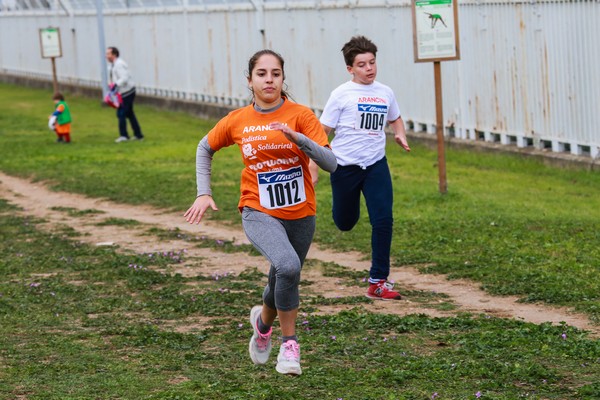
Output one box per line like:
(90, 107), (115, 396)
(394, 134), (411, 152)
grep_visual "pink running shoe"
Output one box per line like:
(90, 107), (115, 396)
(366, 280), (402, 300)
(248, 306), (272, 365)
(276, 340), (302, 375)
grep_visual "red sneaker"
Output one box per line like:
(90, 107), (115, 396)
(366, 280), (402, 300)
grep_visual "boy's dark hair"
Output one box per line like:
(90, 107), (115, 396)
(341, 36), (378, 67)
(108, 46), (120, 57)
(52, 92), (64, 101)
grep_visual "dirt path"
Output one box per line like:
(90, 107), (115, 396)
(1, 171), (598, 336)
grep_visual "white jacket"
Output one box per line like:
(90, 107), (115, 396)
(108, 57), (135, 95)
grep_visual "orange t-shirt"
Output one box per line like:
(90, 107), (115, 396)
(207, 100), (330, 220)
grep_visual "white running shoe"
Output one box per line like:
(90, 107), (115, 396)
(115, 136), (129, 143)
(275, 340), (302, 375)
(248, 306), (272, 365)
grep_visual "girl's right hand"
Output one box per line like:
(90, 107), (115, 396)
(184, 195), (218, 224)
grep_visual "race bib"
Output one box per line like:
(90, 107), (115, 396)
(355, 103), (388, 132)
(257, 166), (306, 209)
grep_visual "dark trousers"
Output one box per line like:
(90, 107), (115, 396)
(330, 157), (394, 280)
(117, 90), (143, 139)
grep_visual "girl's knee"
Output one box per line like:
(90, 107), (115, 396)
(278, 261), (301, 282)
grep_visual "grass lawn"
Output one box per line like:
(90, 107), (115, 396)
(1, 82), (599, 399)
(1, 82), (599, 321)
(1, 199), (599, 399)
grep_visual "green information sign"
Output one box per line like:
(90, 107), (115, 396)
(39, 27), (62, 59)
(412, 0), (460, 62)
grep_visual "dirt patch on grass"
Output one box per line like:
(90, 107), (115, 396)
(1, 171), (598, 337)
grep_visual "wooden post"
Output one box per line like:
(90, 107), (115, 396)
(434, 61), (447, 194)
(412, 0), (460, 194)
(51, 57), (59, 93)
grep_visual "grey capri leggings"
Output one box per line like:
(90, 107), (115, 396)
(241, 207), (316, 311)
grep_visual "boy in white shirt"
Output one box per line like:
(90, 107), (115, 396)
(315, 35), (411, 300)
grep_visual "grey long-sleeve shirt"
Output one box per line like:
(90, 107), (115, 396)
(195, 134), (337, 197)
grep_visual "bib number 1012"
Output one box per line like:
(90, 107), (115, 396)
(257, 166), (306, 209)
(266, 180), (301, 208)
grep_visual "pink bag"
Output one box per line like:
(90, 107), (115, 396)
(104, 91), (122, 108)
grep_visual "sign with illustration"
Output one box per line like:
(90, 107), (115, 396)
(412, 0), (460, 62)
(39, 27), (62, 59)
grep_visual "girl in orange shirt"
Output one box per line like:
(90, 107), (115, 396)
(184, 49), (336, 375)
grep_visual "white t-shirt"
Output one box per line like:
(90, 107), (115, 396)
(320, 80), (401, 168)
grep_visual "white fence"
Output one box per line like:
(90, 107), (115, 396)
(1, 0), (599, 158)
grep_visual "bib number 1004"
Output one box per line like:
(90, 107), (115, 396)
(257, 166), (306, 209)
(359, 112), (385, 131)
(355, 103), (388, 131)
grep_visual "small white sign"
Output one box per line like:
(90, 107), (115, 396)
(39, 27), (62, 58)
(413, 0), (460, 62)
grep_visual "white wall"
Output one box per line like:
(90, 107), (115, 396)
(1, 0), (599, 157)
